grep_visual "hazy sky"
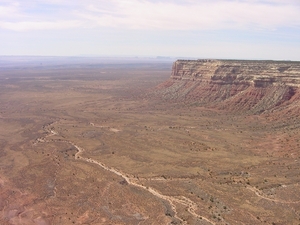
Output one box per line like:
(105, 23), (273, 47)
(1, 0), (300, 60)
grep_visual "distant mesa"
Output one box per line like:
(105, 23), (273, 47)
(156, 56), (171, 59)
(153, 59), (300, 114)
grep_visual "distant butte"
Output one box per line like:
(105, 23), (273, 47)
(154, 59), (300, 114)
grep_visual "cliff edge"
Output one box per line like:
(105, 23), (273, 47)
(153, 59), (300, 114)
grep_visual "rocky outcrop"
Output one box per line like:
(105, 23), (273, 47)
(153, 59), (300, 114)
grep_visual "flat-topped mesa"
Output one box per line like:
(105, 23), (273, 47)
(171, 59), (300, 87)
(153, 59), (300, 114)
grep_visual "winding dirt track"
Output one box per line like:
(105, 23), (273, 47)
(73, 143), (215, 225)
(36, 123), (300, 224)
(38, 125), (216, 225)
(246, 186), (300, 204)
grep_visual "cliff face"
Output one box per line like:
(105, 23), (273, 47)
(154, 59), (300, 114)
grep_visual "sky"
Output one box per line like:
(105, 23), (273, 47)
(1, 0), (300, 60)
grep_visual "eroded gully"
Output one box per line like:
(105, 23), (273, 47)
(37, 125), (215, 225)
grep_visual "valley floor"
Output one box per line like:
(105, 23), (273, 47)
(0, 63), (300, 225)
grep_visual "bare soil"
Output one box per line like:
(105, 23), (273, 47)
(0, 59), (299, 225)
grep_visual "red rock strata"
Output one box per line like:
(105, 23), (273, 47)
(154, 59), (300, 114)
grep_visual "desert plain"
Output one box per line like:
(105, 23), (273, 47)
(0, 57), (300, 225)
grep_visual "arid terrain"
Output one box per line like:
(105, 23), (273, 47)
(0, 57), (300, 225)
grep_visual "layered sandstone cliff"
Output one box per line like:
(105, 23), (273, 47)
(154, 59), (300, 114)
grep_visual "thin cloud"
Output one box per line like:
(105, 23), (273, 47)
(0, 3), (19, 18)
(0, 21), (81, 31)
(78, 0), (300, 30)
(0, 0), (300, 31)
